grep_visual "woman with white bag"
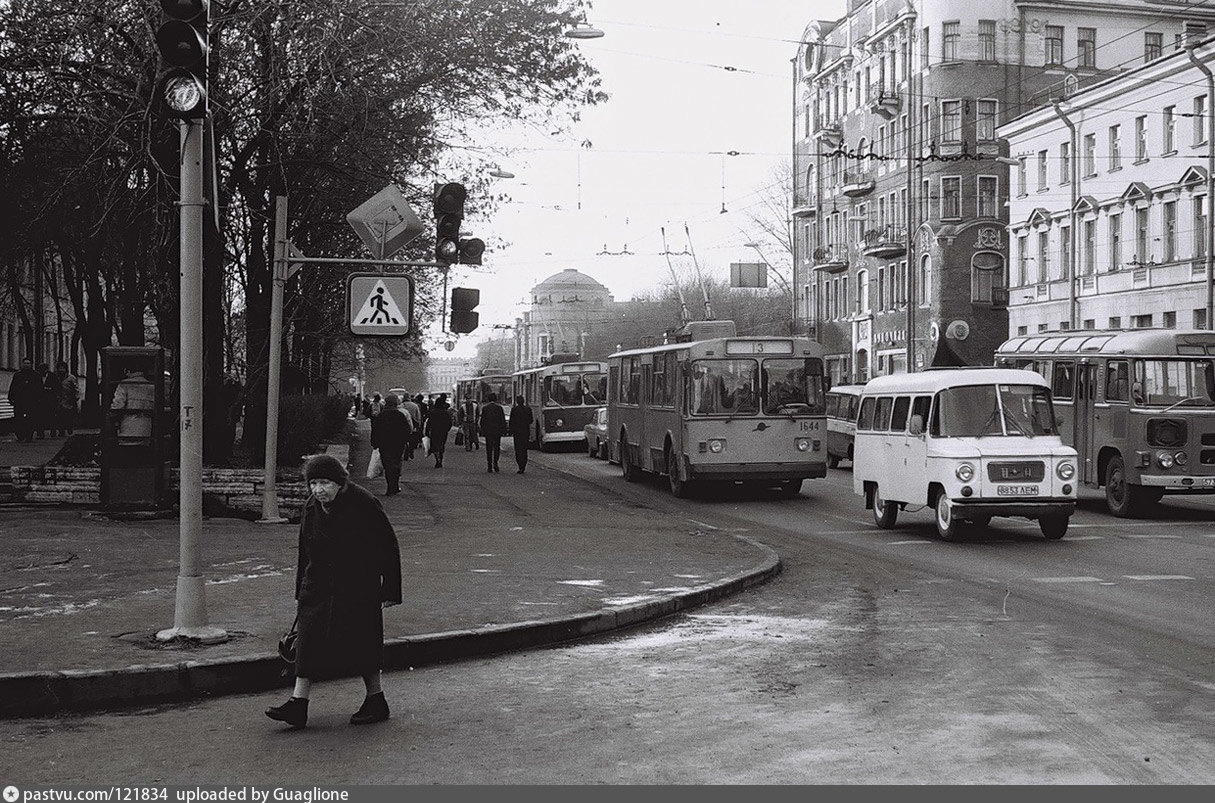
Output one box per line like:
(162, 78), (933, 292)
(369, 394), (412, 495)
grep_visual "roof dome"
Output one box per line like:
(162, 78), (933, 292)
(531, 268), (608, 294)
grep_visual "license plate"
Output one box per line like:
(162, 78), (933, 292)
(997, 485), (1039, 496)
(1200, 478), (1215, 487)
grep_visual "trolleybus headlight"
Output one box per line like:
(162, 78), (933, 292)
(1156, 451), (1175, 469)
(795, 437), (812, 452)
(1174, 451), (1189, 466)
(955, 463), (975, 482)
(1056, 462), (1075, 480)
(707, 438), (727, 454)
(555, 418), (564, 428)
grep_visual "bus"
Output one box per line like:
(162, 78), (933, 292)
(606, 333), (827, 498)
(994, 328), (1215, 517)
(455, 371), (513, 407)
(512, 358), (608, 450)
(825, 384), (865, 468)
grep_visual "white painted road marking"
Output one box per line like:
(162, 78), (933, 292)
(887, 540), (935, 545)
(1123, 574), (1194, 581)
(1031, 576), (1105, 583)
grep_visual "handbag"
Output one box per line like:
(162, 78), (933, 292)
(278, 614), (299, 664)
(454, 430), (465, 446)
(366, 447), (383, 479)
(422, 435), (432, 454)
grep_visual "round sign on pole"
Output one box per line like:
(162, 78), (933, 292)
(444, 340), (456, 352)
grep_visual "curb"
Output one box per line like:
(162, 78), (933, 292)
(0, 539), (780, 719)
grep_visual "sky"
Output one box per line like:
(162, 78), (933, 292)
(424, 0), (847, 359)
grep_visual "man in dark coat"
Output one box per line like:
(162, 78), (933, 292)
(478, 392), (508, 473)
(265, 454), (402, 729)
(8, 357), (40, 442)
(423, 398), (454, 468)
(508, 395), (534, 474)
(370, 394), (412, 495)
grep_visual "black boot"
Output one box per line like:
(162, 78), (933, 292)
(350, 691), (390, 725)
(265, 696), (308, 728)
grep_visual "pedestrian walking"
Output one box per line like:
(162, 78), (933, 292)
(35, 362), (54, 439)
(458, 393), (479, 451)
(265, 454), (402, 730)
(508, 395), (534, 474)
(423, 397), (454, 468)
(478, 392), (507, 473)
(400, 393), (422, 461)
(52, 361), (78, 437)
(369, 394), (412, 495)
(369, 393), (384, 418)
(7, 357), (41, 443)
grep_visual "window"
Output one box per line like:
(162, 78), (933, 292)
(1196, 196), (1208, 258)
(943, 21), (960, 62)
(1109, 316), (1121, 328)
(1135, 115), (1148, 162)
(1084, 319), (1095, 329)
(919, 255), (930, 305)
(1164, 201), (1176, 261)
(1083, 133), (1096, 176)
(857, 269), (869, 313)
(921, 26), (930, 69)
(1038, 231), (1050, 283)
(1060, 225), (1071, 278)
(972, 252), (1004, 302)
(976, 99), (997, 141)
(1060, 141), (1071, 183)
(1136, 207), (1149, 263)
(1196, 308), (1208, 329)
(1084, 219), (1096, 275)
(1132, 314), (1153, 328)
(941, 176), (961, 218)
(1109, 213), (1122, 271)
(1145, 31), (1163, 63)
(877, 266), (886, 310)
(1163, 310), (1177, 328)
(977, 176), (998, 217)
(1017, 157), (1027, 197)
(1107, 359), (1130, 401)
(1078, 28), (1096, 68)
(1052, 361), (1075, 399)
(941, 99), (962, 141)
(921, 178), (931, 221)
(1046, 25), (1064, 66)
(979, 20), (996, 61)
(1037, 150), (1048, 190)
(1017, 234), (1029, 285)
(1164, 106), (1176, 153)
(1109, 125), (1121, 170)
(1195, 95), (1207, 145)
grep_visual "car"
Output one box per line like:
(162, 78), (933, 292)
(583, 406), (608, 459)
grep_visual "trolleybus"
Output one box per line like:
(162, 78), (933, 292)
(606, 332), (827, 497)
(995, 328), (1215, 516)
(455, 370), (513, 407)
(512, 358), (608, 449)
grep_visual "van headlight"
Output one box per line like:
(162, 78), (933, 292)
(1056, 462), (1075, 480)
(955, 463), (975, 482)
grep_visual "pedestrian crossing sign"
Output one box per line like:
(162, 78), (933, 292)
(347, 273), (414, 336)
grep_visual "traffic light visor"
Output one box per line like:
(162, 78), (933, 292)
(156, 20), (206, 67)
(459, 238), (485, 265)
(161, 0), (209, 20)
(434, 183), (467, 215)
(452, 288), (480, 309)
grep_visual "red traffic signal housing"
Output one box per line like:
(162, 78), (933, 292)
(434, 182), (466, 264)
(154, 0), (210, 120)
(450, 287), (480, 334)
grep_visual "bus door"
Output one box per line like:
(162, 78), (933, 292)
(1073, 361), (1098, 485)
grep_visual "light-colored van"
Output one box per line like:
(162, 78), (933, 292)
(825, 384), (864, 468)
(853, 368), (1079, 540)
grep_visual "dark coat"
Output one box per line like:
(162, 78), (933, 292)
(293, 481), (402, 679)
(424, 404), (454, 446)
(370, 407), (412, 461)
(8, 367), (40, 410)
(479, 401), (507, 438)
(508, 403), (534, 437)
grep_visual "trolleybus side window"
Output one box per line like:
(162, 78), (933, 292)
(625, 357), (641, 405)
(762, 358), (825, 415)
(691, 359), (758, 415)
(1052, 361), (1074, 400)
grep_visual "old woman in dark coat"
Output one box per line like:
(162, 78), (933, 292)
(265, 454), (401, 729)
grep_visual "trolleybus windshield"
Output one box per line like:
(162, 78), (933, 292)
(691, 357), (824, 416)
(544, 370), (607, 407)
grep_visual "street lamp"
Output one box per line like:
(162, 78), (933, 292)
(565, 18), (604, 39)
(489, 168), (515, 179)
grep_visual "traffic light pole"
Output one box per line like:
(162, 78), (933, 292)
(157, 118), (226, 644)
(259, 195), (290, 524)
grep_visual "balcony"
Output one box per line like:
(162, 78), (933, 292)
(861, 225), (907, 258)
(814, 121), (842, 149)
(792, 193), (817, 218)
(868, 90), (901, 120)
(812, 245), (849, 273)
(841, 170), (875, 198)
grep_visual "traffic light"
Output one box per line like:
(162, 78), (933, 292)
(458, 236), (485, 265)
(450, 287), (480, 334)
(153, 0), (210, 120)
(434, 182), (465, 264)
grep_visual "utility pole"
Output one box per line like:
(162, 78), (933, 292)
(258, 195), (290, 524)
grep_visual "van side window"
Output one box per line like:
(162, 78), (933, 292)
(874, 397), (893, 431)
(890, 396), (911, 431)
(1052, 361), (1074, 400)
(910, 395), (932, 432)
(857, 397), (876, 430)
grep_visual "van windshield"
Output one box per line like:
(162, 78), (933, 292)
(931, 384), (1057, 438)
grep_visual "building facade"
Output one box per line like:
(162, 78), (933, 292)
(1001, 34), (1215, 335)
(514, 268), (614, 369)
(792, 0), (1215, 384)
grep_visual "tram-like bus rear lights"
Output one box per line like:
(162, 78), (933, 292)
(1057, 462), (1076, 480)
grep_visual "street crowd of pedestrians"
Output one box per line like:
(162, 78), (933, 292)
(6, 357), (79, 442)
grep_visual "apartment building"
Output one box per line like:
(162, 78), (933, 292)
(792, 0), (1215, 384)
(1001, 33), (1215, 335)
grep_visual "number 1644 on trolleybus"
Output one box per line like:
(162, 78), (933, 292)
(606, 330), (828, 497)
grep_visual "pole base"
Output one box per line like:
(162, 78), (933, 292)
(257, 517), (289, 524)
(157, 574), (228, 644)
(155, 625), (229, 644)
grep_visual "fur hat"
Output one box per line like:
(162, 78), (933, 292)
(384, 394), (399, 408)
(303, 453), (348, 484)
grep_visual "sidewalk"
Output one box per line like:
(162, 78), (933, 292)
(0, 422), (780, 718)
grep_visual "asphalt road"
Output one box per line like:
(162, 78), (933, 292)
(1, 448), (1212, 784)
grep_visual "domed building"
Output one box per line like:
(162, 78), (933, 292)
(516, 269), (613, 368)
